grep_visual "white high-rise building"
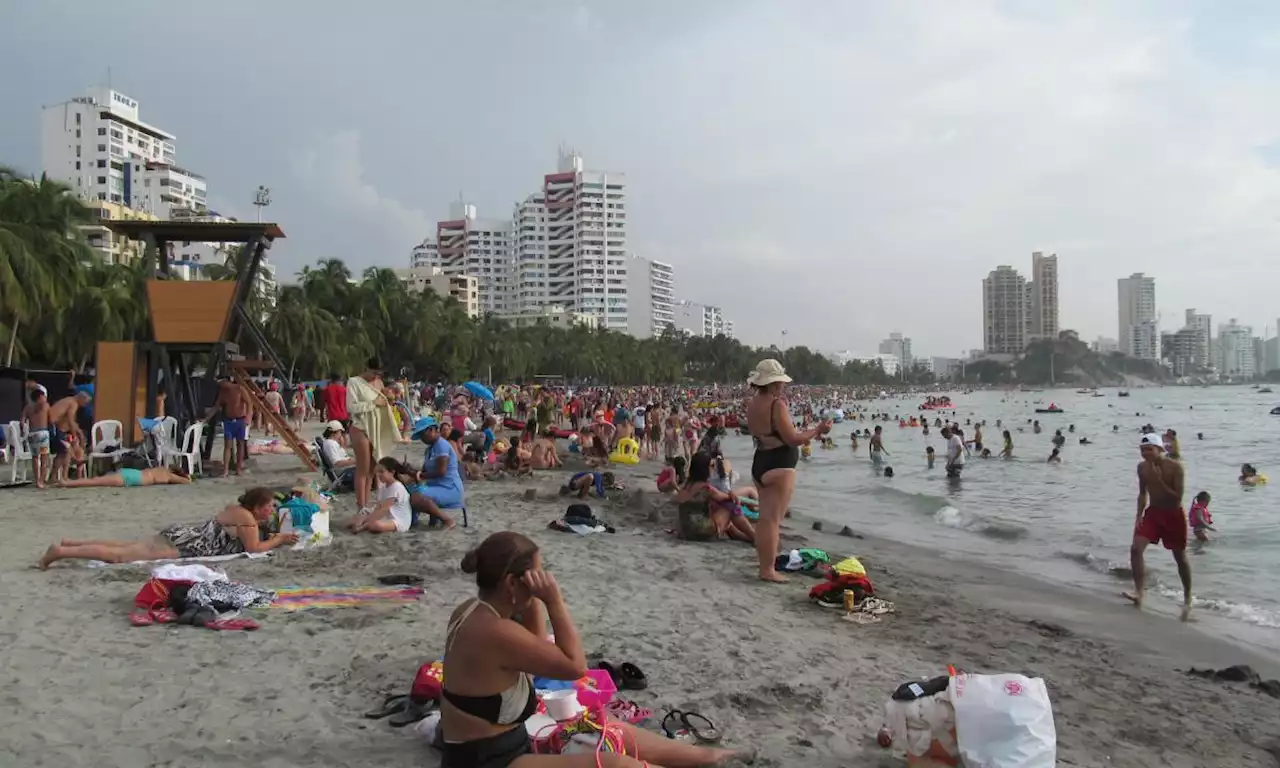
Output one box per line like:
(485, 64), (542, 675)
(625, 255), (675, 338)
(541, 150), (629, 330)
(878, 332), (913, 372)
(982, 265), (1028, 355)
(674, 301), (727, 337)
(1117, 273), (1158, 360)
(41, 86), (207, 213)
(432, 201), (514, 314)
(1028, 251), (1059, 342)
(1217, 319), (1256, 378)
(410, 238), (439, 269)
(1183, 309), (1212, 368)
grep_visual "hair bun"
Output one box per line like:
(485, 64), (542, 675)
(460, 549), (479, 574)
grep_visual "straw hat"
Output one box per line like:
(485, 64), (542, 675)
(747, 359), (792, 386)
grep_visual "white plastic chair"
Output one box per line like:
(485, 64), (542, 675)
(155, 417), (179, 466)
(171, 422), (205, 476)
(89, 419), (125, 476)
(3, 421), (33, 484)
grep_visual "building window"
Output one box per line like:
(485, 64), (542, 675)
(97, 144), (106, 152)
(96, 159), (106, 168)
(97, 127), (106, 136)
(75, 112), (81, 125)
(97, 176), (107, 184)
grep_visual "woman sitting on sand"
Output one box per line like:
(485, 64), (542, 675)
(39, 487), (298, 568)
(58, 466), (191, 489)
(676, 452), (755, 544)
(440, 531), (744, 768)
(529, 429), (562, 470)
(656, 455), (687, 493)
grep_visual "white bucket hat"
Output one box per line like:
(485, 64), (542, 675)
(748, 359), (792, 386)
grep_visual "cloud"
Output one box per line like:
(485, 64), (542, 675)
(290, 130), (433, 259)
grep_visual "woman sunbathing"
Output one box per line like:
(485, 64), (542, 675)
(440, 531), (744, 767)
(57, 466), (191, 489)
(39, 487), (298, 569)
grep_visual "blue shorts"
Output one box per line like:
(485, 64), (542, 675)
(412, 483), (463, 510)
(49, 426), (68, 456)
(27, 429), (50, 454)
(223, 417), (248, 441)
(120, 468), (144, 487)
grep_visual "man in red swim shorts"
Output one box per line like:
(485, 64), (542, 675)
(1124, 433), (1192, 620)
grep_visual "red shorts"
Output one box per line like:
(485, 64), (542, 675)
(1136, 506), (1187, 550)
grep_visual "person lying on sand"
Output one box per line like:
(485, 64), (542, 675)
(39, 487), (297, 569)
(560, 471), (617, 499)
(439, 531), (747, 768)
(57, 466), (191, 489)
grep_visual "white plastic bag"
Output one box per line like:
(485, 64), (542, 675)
(884, 693), (959, 766)
(949, 673), (1056, 768)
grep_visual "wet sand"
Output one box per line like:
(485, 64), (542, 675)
(2, 434), (1278, 767)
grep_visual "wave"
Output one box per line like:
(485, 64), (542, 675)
(1059, 550), (1133, 580)
(1152, 585), (1280, 629)
(931, 505), (1029, 542)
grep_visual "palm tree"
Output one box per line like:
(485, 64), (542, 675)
(0, 168), (95, 365)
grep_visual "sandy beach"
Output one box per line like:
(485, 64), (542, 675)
(3, 431), (1279, 768)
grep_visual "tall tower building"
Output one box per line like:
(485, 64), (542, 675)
(878, 332), (913, 372)
(432, 201), (514, 314)
(542, 150), (629, 330)
(1117, 273), (1158, 360)
(1218, 319), (1256, 377)
(625, 255), (675, 338)
(982, 266), (1028, 354)
(1028, 251), (1059, 342)
(1183, 309), (1212, 368)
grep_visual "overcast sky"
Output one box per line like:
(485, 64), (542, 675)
(3, 0), (1278, 356)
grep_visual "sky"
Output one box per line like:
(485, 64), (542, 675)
(3, 0), (1279, 357)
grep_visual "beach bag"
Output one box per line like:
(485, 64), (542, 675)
(949, 673), (1055, 768)
(410, 661), (444, 702)
(133, 578), (192, 611)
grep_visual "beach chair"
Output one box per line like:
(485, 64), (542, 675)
(171, 422), (205, 476)
(88, 419), (125, 476)
(3, 421), (33, 485)
(313, 437), (354, 492)
(156, 417), (179, 466)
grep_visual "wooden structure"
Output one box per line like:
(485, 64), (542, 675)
(93, 342), (149, 444)
(96, 220), (312, 471)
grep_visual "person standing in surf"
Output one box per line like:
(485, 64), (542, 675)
(746, 360), (829, 583)
(1125, 433), (1192, 620)
(869, 425), (890, 471)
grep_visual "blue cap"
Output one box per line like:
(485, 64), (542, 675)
(410, 416), (439, 438)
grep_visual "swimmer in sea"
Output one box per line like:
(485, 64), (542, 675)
(869, 425), (889, 468)
(1125, 434), (1192, 620)
(1046, 447), (1061, 464)
(925, 446), (935, 469)
(1052, 429), (1066, 449)
(1033, 420), (1042, 434)
(1188, 491), (1214, 543)
(849, 432), (859, 450)
(999, 430), (1013, 458)
(1239, 463), (1263, 486)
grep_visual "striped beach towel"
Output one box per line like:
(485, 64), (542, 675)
(270, 585), (424, 611)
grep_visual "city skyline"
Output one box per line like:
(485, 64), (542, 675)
(3, 2), (1280, 351)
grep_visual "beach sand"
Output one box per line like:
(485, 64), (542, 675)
(2, 435), (1279, 767)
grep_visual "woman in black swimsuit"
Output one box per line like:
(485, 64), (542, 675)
(441, 532), (746, 767)
(746, 360), (829, 583)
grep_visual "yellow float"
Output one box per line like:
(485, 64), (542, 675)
(609, 437), (641, 464)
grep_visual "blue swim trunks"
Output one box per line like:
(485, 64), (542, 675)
(222, 417), (248, 441)
(411, 483), (464, 510)
(119, 468), (144, 487)
(27, 429), (50, 454)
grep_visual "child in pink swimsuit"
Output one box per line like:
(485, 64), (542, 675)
(1188, 491), (1214, 541)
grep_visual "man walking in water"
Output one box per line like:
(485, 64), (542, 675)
(942, 426), (965, 479)
(1125, 433), (1192, 620)
(869, 425), (889, 471)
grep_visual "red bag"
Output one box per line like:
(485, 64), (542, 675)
(133, 578), (193, 611)
(410, 661), (444, 702)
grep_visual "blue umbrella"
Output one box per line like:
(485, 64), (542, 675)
(464, 381), (495, 401)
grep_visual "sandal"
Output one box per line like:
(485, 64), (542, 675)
(150, 608), (178, 624)
(205, 618), (260, 631)
(660, 710), (692, 741)
(606, 699), (653, 724)
(388, 698), (437, 727)
(620, 662), (648, 690)
(377, 574), (424, 586)
(681, 711), (722, 744)
(365, 694), (410, 719)
(128, 611), (154, 627)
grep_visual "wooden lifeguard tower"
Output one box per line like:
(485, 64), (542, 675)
(95, 219), (314, 471)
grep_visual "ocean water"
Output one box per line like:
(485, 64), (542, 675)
(719, 386), (1280, 654)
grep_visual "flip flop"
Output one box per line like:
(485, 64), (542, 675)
(388, 698), (437, 727)
(128, 611), (154, 627)
(660, 710), (691, 741)
(206, 618), (260, 631)
(594, 661), (624, 689)
(606, 699), (653, 724)
(150, 608), (178, 624)
(377, 574), (424, 586)
(681, 711), (722, 744)
(620, 662), (648, 690)
(365, 694), (410, 719)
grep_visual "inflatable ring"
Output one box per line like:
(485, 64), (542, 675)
(609, 437), (641, 465)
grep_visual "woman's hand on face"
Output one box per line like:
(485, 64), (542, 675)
(523, 569), (563, 606)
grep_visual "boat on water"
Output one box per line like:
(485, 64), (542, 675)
(1259, 387), (1274, 394)
(1035, 402), (1065, 414)
(1271, 406), (1280, 416)
(1117, 390), (1130, 397)
(1092, 393), (1106, 397)
(919, 395), (956, 411)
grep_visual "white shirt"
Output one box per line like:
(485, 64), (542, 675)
(322, 438), (348, 465)
(947, 434), (966, 466)
(378, 480), (413, 532)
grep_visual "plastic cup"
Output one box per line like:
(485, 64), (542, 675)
(542, 689), (581, 721)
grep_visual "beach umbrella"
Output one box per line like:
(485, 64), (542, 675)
(464, 381), (495, 401)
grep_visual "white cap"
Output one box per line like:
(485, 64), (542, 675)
(1139, 434), (1164, 449)
(326, 420), (345, 432)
